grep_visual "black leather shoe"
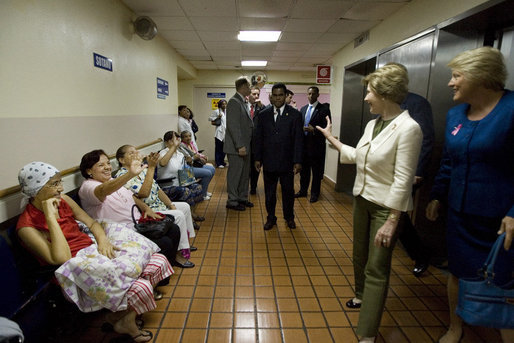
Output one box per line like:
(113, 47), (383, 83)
(286, 220), (296, 229)
(153, 289), (163, 301)
(345, 298), (362, 309)
(250, 189), (256, 195)
(193, 215), (205, 222)
(294, 192), (307, 198)
(264, 220), (276, 230)
(413, 262), (428, 277)
(190, 246), (198, 252)
(309, 195), (319, 203)
(226, 203), (245, 211)
(172, 260), (195, 268)
(193, 222), (200, 230)
(240, 200), (254, 207)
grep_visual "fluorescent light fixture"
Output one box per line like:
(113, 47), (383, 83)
(238, 31), (281, 42)
(241, 60), (267, 67)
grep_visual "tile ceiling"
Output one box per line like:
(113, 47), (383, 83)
(122, 0), (411, 72)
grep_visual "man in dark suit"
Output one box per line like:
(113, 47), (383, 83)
(295, 86), (331, 203)
(254, 83), (303, 230)
(249, 85), (265, 195)
(224, 77), (253, 211)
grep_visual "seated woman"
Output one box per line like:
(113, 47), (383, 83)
(157, 131), (205, 221)
(78, 150), (193, 268)
(17, 162), (172, 342)
(178, 130), (216, 200)
(115, 144), (197, 263)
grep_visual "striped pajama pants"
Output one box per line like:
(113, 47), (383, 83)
(126, 253), (173, 314)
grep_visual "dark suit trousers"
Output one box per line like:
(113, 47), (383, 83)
(250, 151), (260, 192)
(226, 153), (250, 206)
(299, 156), (324, 196)
(397, 184), (430, 263)
(263, 170), (295, 222)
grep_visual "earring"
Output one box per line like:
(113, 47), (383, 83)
(88, 174), (93, 178)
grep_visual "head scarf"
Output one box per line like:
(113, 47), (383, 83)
(18, 162), (59, 209)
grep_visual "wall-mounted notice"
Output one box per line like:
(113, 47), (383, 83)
(316, 65), (332, 84)
(93, 53), (113, 72)
(207, 92), (226, 98)
(157, 78), (169, 99)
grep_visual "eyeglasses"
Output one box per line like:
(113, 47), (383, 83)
(45, 179), (63, 189)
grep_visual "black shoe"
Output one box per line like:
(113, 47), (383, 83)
(413, 262), (428, 277)
(250, 189), (256, 195)
(172, 260), (195, 268)
(153, 289), (163, 301)
(345, 298), (362, 309)
(226, 203), (245, 211)
(309, 195), (319, 203)
(193, 215), (205, 222)
(193, 222), (200, 230)
(190, 246), (198, 252)
(264, 220), (276, 230)
(294, 191), (307, 198)
(240, 200), (254, 207)
(286, 219), (296, 229)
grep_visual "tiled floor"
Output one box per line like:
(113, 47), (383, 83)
(76, 168), (503, 343)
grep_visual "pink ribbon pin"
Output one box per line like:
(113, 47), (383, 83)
(451, 124), (462, 136)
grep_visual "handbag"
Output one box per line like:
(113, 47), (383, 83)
(130, 205), (174, 240)
(178, 157), (197, 186)
(456, 233), (514, 328)
(212, 117), (221, 126)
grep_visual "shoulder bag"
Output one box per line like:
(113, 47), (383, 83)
(456, 233), (514, 328)
(131, 205), (174, 240)
(178, 156), (197, 186)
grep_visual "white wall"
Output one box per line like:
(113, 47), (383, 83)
(0, 0), (196, 189)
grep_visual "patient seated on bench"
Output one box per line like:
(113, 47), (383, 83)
(15, 161), (172, 343)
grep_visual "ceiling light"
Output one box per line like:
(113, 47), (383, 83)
(242, 61), (267, 67)
(238, 31), (281, 42)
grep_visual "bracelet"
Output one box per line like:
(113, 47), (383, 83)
(388, 213), (399, 221)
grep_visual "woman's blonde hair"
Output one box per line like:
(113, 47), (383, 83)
(362, 64), (409, 104)
(448, 46), (507, 91)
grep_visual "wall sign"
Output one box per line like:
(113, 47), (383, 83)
(316, 65), (332, 84)
(157, 78), (169, 99)
(207, 92), (226, 98)
(93, 53), (113, 72)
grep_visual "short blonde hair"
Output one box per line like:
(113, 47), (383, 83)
(448, 46), (507, 91)
(363, 64), (409, 104)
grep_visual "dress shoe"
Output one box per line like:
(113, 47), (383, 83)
(190, 246), (198, 252)
(250, 189), (256, 195)
(309, 195), (319, 203)
(226, 203), (245, 211)
(286, 219), (296, 229)
(172, 260), (195, 268)
(345, 298), (362, 309)
(240, 200), (254, 207)
(413, 262), (428, 277)
(264, 220), (276, 230)
(193, 222), (200, 230)
(193, 215), (205, 222)
(294, 191), (307, 198)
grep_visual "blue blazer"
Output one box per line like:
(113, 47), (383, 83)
(431, 90), (514, 218)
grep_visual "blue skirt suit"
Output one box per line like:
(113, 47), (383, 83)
(431, 90), (514, 281)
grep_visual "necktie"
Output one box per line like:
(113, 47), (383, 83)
(250, 105), (254, 119)
(304, 105), (312, 135)
(275, 108), (281, 122)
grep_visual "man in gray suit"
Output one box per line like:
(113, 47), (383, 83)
(224, 77), (253, 211)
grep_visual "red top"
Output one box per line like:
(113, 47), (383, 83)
(17, 199), (93, 263)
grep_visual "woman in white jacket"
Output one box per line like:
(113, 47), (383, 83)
(317, 64), (422, 343)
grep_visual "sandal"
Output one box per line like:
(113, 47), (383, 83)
(132, 330), (153, 343)
(153, 289), (163, 301)
(101, 317), (145, 332)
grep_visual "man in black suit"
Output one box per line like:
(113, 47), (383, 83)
(249, 85), (265, 195)
(295, 86), (331, 203)
(254, 83), (303, 230)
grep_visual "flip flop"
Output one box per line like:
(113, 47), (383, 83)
(132, 330), (153, 343)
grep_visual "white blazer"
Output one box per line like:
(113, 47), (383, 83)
(339, 110), (422, 211)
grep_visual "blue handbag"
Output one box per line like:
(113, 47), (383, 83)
(456, 233), (514, 328)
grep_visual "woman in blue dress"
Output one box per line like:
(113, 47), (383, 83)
(426, 46), (514, 343)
